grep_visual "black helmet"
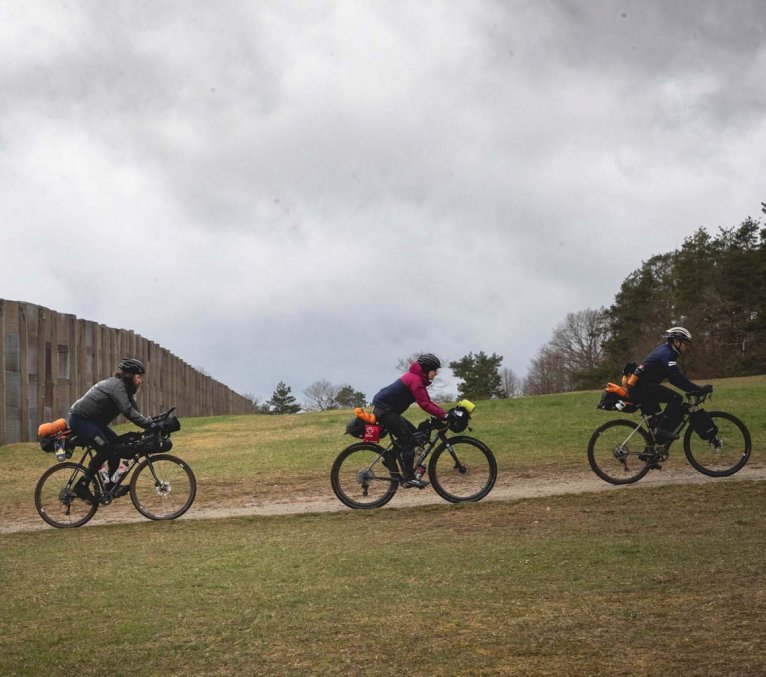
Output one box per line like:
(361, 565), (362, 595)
(118, 358), (146, 374)
(417, 353), (441, 372)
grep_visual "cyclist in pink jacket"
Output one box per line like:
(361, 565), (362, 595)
(372, 353), (448, 488)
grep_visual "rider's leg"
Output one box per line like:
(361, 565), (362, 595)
(67, 416), (120, 500)
(633, 384), (682, 441)
(376, 411), (418, 478)
(655, 386), (683, 439)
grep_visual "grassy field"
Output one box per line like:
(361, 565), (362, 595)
(0, 376), (764, 674)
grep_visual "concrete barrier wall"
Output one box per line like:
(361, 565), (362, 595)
(0, 299), (254, 445)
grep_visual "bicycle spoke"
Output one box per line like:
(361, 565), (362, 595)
(429, 437), (496, 502)
(588, 420), (652, 485)
(130, 455), (196, 520)
(684, 411), (751, 477)
(35, 463), (99, 528)
(331, 444), (398, 509)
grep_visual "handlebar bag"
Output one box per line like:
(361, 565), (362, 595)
(447, 406), (470, 433)
(160, 415), (181, 433)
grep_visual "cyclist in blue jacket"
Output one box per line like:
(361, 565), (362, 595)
(627, 327), (712, 442)
(372, 353), (448, 488)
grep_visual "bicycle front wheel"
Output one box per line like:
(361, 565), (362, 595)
(34, 463), (99, 528)
(428, 436), (497, 503)
(587, 419), (653, 485)
(331, 443), (398, 509)
(683, 411), (751, 477)
(130, 454), (196, 520)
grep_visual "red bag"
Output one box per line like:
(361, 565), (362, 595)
(363, 424), (382, 443)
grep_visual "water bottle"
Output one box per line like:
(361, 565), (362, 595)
(98, 463), (111, 484)
(54, 440), (67, 462)
(111, 460), (131, 483)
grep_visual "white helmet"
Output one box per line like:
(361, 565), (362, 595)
(665, 327), (692, 343)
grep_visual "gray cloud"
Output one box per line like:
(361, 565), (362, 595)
(1, 0), (764, 401)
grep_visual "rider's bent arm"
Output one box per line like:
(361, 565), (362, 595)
(666, 361), (700, 393)
(407, 378), (447, 419)
(109, 384), (154, 429)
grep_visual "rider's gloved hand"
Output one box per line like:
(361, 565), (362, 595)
(431, 416), (449, 431)
(701, 384), (714, 394)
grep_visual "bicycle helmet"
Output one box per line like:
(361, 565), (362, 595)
(117, 358), (146, 374)
(665, 327), (692, 343)
(417, 353), (442, 372)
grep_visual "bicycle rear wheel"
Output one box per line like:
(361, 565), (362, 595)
(331, 443), (398, 509)
(428, 436), (497, 503)
(34, 463), (99, 528)
(130, 454), (196, 520)
(683, 411), (751, 477)
(587, 419), (653, 485)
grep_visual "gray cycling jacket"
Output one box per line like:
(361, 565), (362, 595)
(69, 377), (153, 429)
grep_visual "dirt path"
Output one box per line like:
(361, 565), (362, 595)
(3, 464), (765, 535)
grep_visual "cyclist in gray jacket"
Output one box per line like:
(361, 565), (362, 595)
(69, 358), (157, 504)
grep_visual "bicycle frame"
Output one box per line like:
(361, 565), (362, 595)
(371, 426), (451, 475)
(634, 391), (710, 452)
(61, 435), (170, 505)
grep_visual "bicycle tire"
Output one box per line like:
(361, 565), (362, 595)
(428, 436), (497, 503)
(130, 454), (196, 520)
(330, 442), (398, 509)
(587, 419), (653, 485)
(34, 462), (99, 528)
(683, 411), (751, 477)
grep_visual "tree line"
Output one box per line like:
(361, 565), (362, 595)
(525, 207), (766, 394)
(251, 206), (765, 411)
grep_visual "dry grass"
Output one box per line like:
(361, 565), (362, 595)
(0, 482), (764, 675)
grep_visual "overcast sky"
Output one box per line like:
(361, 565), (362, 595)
(1, 1), (764, 404)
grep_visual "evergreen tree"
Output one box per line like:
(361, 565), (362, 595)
(449, 351), (503, 400)
(601, 211), (766, 379)
(266, 381), (301, 414)
(334, 385), (367, 408)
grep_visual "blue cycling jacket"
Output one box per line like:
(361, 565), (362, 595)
(634, 342), (700, 392)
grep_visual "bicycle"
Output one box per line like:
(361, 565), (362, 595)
(330, 405), (497, 509)
(587, 391), (751, 485)
(34, 408), (196, 528)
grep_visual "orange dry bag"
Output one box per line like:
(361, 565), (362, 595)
(37, 418), (68, 437)
(354, 407), (377, 424)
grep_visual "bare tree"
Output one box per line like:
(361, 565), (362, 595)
(524, 308), (610, 395)
(396, 352), (423, 373)
(303, 379), (340, 411)
(499, 367), (520, 398)
(548, 308), (609, 379)
(523, 346), (569, 396)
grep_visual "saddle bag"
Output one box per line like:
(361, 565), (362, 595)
(597, 383), (638, 413)
(690, 410), (718, 441)
(37, 418), (72, 455)
(345, 416), (388, 441)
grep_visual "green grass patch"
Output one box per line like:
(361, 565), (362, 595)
(0, 377), (764, 674)
(1, 482), (764, 675)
